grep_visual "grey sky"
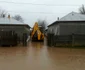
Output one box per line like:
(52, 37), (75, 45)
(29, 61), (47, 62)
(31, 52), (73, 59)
(0, 0), (84, 27)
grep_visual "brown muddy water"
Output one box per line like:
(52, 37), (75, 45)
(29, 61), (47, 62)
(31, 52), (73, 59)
(0, 41), (85, 70)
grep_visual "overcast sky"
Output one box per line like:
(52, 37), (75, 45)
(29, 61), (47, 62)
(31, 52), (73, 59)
(0, 0), (84, 27)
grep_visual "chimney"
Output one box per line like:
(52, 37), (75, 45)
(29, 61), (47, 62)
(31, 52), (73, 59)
(8, 14), (10, 19)
(57, 17), (59, 20)
(2, 14), (5, 18)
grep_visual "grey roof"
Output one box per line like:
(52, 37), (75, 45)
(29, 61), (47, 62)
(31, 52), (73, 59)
(0, 17), (24, 24)
(0, 17), (30, 28)
(59, 12), (85, 21)
(48, 12), (85, 27)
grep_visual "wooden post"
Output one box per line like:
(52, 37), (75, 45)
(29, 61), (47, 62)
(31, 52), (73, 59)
(72, 34), (74, 47)
(23, 33), (28, 46)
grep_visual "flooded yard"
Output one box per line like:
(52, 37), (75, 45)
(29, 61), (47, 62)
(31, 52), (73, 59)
(0, 41), (85, 70)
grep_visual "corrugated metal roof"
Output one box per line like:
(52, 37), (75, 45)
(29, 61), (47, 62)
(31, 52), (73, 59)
(60, 12), (85, 21)
(48, 12), (85, 27)
(0, 17), (31, 28)
(0, 17), (24, 24)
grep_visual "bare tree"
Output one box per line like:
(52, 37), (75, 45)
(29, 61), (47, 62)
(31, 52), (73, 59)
(0, 8), (7, 17)
(13, 15), (24, 22)
(37, 19), (47, 33)
(79, 4), (85, 14)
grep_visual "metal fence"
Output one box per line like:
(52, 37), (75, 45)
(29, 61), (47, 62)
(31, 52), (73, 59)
(47, 33), (85, 47)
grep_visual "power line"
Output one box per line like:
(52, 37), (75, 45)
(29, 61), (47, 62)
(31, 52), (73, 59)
(8, 11), (67, 14)
(0, 1), (82, 6)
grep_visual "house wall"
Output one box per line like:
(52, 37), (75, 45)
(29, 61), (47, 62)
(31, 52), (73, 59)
(48, 24), (60, 35)
(0, 25), (30, 41)
(60, 22), (85, 35)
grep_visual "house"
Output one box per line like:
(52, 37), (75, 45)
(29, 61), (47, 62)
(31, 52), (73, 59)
(48, 12), (85, 35)
(0, 15), (30, 42)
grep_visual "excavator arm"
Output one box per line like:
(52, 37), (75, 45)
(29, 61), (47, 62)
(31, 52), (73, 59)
(37, 30), (42, 40)
(31, 22), (39, 38)
(31, 22), (44, 41)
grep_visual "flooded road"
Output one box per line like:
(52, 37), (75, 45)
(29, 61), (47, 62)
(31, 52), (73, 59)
(0, 41), (85, 70)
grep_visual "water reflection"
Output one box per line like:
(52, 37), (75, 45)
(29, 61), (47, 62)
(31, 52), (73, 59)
(0, 41), (85, 70)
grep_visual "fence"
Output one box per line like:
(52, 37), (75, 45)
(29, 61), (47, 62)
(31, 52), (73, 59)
(22, 33), (28, 46)
(0, 31), (18, 46)
(47, 33), (85, 47)
(0, 31), (28, 46)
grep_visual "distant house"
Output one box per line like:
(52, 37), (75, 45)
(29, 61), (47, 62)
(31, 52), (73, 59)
(48, 12), (85, 35)
(0, 16), (30, 41)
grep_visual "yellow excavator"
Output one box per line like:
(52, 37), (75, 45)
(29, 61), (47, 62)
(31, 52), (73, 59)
(31, 22), (44, 41)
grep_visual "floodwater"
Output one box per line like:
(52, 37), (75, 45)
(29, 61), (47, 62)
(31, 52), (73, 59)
(0, 41), (85, 70)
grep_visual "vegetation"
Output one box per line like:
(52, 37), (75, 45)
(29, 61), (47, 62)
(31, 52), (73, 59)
(13, 15), (24, 22)
(79, 4), (85, 14)
(0, 8), (7, 18)
(0, 8), (24, 22)
(37, 19), (47, 33)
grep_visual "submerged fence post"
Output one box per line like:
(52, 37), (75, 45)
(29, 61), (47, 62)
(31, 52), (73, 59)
(47, 33), (54, 47)
(53, 35), (56, 47)
(72, 34), (74, 47)
(23, 33), (28, 46)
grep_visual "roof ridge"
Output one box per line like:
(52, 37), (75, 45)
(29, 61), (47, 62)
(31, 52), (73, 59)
(60, 11), (85, 21)
(59, 11), (76, 20)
